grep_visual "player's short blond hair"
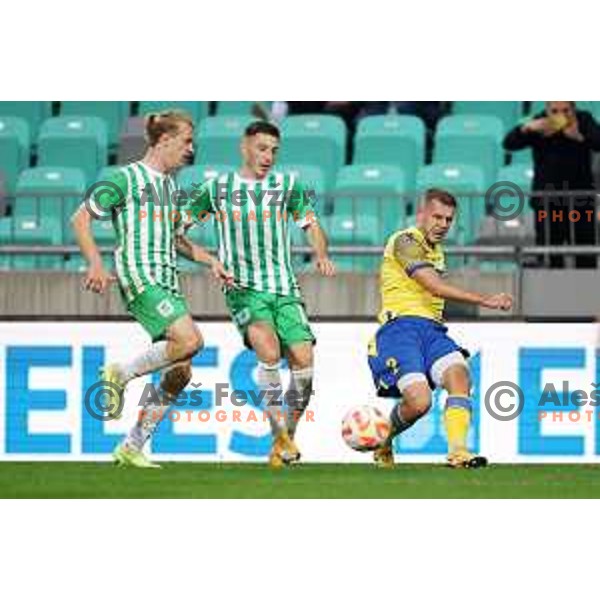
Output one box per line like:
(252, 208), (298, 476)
(145, 110), (193, 146)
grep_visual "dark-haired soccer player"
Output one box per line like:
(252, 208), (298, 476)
(368, 189), (513, 468)
(184, 121), (336, 467)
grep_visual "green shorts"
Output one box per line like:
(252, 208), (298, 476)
(225, 287), (315, 351)
(125, 285), (190, 342)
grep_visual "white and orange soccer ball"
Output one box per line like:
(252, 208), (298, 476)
(341, 405), (391, 452)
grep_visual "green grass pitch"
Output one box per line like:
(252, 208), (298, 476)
(1, 463), (600, 498)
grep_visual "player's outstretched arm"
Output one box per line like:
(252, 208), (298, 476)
(412, 267), (513, 311)
(71, 204), (115, 294)
(304, 222), (335, 277)
(175, 233), (234, 287)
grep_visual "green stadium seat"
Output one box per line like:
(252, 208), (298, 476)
(277, 164), (327, 195)
(38, 117), (108, 182)
(324, 213), (380, 273)
(0, 217), (12, 270)
(416, 163), (487, 246)
(0, 172), (7, 216)
(0, 117), (30, 194)
(279, 115), (346, 189)
(12, 217), (64, 271)
(217, 101), (264, 116)
(0, 101), (52, 138)
(354, 115), (425, 190)
(497, 164), (534, 215)
(277, 164), (328, 215)
(332, 165), (407, 239)
(60, 101), (129, 146)
(453, 101), (522, 129)
(433, 115), (504, 185)
(15, 167), (87, 246)
(508, 147), (533, 165)
(195, 116), (254, 165)
(138, 101), (210, 123)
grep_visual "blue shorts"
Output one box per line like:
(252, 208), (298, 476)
(368, 316), (469, 398)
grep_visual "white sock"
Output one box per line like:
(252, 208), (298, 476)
(257, 362), (285, 436)
(118, 341), (171, 384)
(286, 367), (313, 438)
(123, 378), (172, 451)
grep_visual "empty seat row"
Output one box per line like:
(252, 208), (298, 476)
(1, 110), (546, 193)
(0, 101), (270, 146)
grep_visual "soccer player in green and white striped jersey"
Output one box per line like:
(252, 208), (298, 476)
(72, 110), (231, 468)
(185, 120), (336, 467)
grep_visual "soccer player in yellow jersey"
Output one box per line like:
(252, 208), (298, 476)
(368, 189), (513, 468)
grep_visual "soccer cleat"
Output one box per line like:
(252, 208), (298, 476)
(268, 431), (301, 468)
(447, 450), (488, 469)
(113, 444), (161, 469)
(374, 444), (395, 468)
(99, 364), (126, 420)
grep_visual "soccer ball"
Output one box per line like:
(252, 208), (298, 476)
(341, 405), (391, 452)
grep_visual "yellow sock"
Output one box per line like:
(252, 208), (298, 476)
(444, 396), (472, 455)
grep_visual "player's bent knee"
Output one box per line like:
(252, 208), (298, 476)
(257, 345), (281, 366)
(287, 344), (314, 370)
(252, 334), (281, 365)
(443, 364), (471, 396)
(180, 330), (204, 359)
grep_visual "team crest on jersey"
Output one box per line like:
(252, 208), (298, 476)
(156, 299), (175, 318)
(233, 308), (251, 327)
(386, 357), (400, 374)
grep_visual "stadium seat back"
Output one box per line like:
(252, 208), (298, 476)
(196, 116), (254, 165)
(332, 165), (407, 239)
(0, 172), (8, 216)
(216, 101), (266, 116)
(15, 167), (87, 245)
(325, 213), (380, 272)
(0, 117), (30, 194)
(434, 115), (504, 185)
(508, 148), (533, 165)
(38, 117), (108, 182)
(453, 101), (522, 129)
(497, 164), (534, 215)
(60, 101), (129, 146)
(279, 115), (346, 188)
(0, 216), (12, 270)
(277, 164), (327, 196)
(0, 101), (52, 138)
(12, 217), (64, 271)
(354, 115), (425, 190)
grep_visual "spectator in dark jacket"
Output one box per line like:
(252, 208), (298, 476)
(503, 101), (600, 268)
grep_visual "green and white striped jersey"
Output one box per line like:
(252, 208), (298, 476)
(88, 161), (183, 303)
(184, 171), (317, 298)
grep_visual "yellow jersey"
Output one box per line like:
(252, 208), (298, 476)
(378, 226), (446, 323)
